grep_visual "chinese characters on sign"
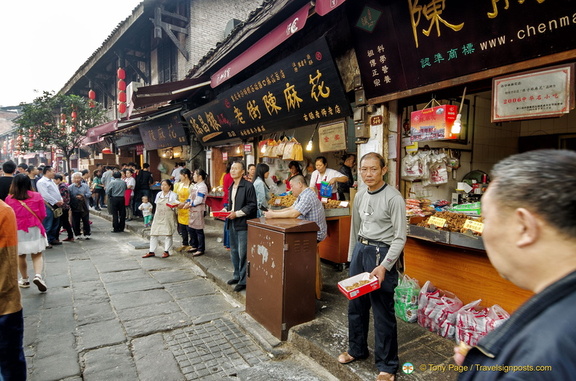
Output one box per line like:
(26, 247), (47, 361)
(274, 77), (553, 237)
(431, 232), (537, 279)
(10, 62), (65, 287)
(139, 114), (189, 150)
(183, 38), (350, 144)
(349, 0), (572, 100)
(318, 120), (347, 152)
(492, 64), (574, 122)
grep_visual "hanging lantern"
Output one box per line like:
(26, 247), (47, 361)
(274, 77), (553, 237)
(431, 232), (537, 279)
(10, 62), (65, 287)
(117, 67), (126, 79)
(101, 147), (113, 154)
(118, 91), (127, 103)
(88, 89), (96, 100)
(60, 113), (67, 125)
(71, 111), (77, 120)
(117, 79), (126, 91)
(118, 102), (127, 114)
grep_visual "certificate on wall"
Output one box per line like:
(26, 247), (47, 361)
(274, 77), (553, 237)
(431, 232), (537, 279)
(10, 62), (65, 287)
(492, 64), (574, 122)
(319, 120), (347, 152)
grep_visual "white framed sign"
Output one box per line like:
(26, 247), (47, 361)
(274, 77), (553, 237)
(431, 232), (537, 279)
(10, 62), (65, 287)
(318, 120), (347, 152)
(492, 64), (574, 122)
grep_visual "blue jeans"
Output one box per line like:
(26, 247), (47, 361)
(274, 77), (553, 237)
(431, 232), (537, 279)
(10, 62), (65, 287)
(0, 309), (27, 381)
(43, 205), (61, 243)
(228, 224), (247, 286)
(347, 242), (399, 374)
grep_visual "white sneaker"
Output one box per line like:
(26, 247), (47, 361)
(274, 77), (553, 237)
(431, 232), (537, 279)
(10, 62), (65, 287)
(84, 235), (91, 240)
(77, 235), (84, 240)
(19, 278), (30, 288)
(33, 275), (47, 292)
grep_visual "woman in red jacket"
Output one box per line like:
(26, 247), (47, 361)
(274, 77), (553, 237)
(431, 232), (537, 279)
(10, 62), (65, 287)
(5, 174), (48, 292)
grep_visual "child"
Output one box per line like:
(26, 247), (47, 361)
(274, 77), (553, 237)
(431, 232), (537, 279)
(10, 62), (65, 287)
(138, 195), (153, 227)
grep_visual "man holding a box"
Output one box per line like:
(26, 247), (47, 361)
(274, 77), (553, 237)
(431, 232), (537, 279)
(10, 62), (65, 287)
(338, 152), (406, 381)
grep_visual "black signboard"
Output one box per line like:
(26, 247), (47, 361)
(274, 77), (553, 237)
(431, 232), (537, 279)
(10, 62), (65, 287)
(183, 37), (351, 144)
(139, 113), (188, 150)
(349, 0), (576, 100)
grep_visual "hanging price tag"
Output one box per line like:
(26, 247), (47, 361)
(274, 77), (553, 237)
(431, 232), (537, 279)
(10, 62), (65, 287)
(321, 197), (329, 203)
(428, 216), (447, 229)
(275, 198), (282, 205)
(463, 219), (484, 234)
(339, 201), (349, 207)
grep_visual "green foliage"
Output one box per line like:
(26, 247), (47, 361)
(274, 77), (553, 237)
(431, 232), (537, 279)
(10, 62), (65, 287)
(16, 91), (107, 158)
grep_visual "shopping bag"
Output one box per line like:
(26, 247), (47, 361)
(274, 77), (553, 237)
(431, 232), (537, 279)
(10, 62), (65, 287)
(394, 275), (420, 322)
(319, 181), (332, 198)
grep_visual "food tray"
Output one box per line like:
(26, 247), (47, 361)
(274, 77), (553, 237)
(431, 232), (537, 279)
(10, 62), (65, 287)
(407, 224), (450, 244)
(449, 232), (485, 251)
(324, 207), (350, 217)
(338, 272), (380, 300)
(212, 211), (231, 218)
(166, 202), (180, 209)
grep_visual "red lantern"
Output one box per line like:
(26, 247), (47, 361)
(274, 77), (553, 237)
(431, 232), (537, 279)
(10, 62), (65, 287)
(71, 111), (77, 120)
(88, 89), (96, 100)
(117, 79), (126, 91)
(118, 102), (127, 114)
(89, 100), (95, 108)
(117, 67), (126, 79)
(118, 91), (127, 102)
(60, 113), (67, 125)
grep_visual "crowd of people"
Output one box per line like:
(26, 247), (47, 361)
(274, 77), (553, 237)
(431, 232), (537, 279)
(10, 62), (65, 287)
(3, 150), (575, 380)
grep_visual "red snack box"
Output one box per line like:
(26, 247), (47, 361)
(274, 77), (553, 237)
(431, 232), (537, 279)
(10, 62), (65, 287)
(166, 202), (180, 209)
(338, 272), (380, 300)
(212, 211), (231, 218)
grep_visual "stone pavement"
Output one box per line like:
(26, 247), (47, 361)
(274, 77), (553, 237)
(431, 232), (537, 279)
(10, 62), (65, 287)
(19, 215), (337, 381)
(20, 209), (462, 380)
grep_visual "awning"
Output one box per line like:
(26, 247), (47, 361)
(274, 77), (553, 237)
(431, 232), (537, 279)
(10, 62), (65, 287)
(86, 120), (118, 138)
(210, 3), (310, 88)
(132, 77), (211, 109)
(316, 0), (346, 16)
(81, 135), (104, 146)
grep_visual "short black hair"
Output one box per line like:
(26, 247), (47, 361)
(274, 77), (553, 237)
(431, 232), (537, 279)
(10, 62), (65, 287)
(143, 163), (150, 169)
(2, 160), (17, 174)
(18, 163), (28, 170)
(42, 165), (53, 175)
(112, 171), (122, 178)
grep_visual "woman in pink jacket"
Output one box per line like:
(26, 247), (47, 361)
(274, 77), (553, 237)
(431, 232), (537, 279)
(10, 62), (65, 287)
(5, 174), (48, 292)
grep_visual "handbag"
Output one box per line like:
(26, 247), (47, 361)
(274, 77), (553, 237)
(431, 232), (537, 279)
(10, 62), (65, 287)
(45, 202), (64, 218)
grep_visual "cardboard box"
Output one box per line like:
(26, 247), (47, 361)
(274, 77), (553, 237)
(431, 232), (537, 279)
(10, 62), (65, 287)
(338, 272), (380, 300)
(410, 104), (458, 142)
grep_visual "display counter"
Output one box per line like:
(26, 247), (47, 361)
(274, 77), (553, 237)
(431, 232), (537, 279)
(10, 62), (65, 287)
(318, 214), (351, 271)
(405, 235), (533, 313)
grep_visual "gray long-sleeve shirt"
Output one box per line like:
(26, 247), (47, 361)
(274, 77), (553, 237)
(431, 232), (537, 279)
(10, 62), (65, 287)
(348, 183), (407, 271)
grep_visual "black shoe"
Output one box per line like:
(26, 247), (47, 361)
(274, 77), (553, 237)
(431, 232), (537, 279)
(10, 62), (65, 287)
(50, 240), (62, 245)
(227, 279), (239, 285)
(111, 230), (123, 233)
(234, 284), (246, 292)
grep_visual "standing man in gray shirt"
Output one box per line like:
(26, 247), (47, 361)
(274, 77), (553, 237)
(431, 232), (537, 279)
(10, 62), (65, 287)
(36, 166), (64, 247)
(338, 152), (406, 381)
(101, 166), (113, 208)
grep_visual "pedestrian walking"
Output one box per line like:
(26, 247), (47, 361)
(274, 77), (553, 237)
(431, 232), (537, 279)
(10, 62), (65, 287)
(5, 174), (49, 293)
(106, 171), (127, 233)
(253, 163), (271, 218)
(54, 173), (74, 242)
(185, 168), (209, 256)
(91, 169), (104, 211)
(142, 180), (178, 259)
(138, 195), (153, 227)
(174, 168), (193, 252)
(36, 165), (64, 247)
(0, 198), (27, 380)
(68, 172), (92, 240)
(223, 161), (257, 292)
(338, 152), (407, 381)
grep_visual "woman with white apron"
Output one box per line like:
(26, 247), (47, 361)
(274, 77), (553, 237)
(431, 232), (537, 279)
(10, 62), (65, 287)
(142, 180), (178, 258)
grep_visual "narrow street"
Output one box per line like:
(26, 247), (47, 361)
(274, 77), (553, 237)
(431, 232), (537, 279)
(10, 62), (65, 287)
(20, 215), (335, 381)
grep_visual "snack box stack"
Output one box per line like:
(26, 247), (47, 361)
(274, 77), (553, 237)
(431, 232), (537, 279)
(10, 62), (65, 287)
(338, 272), (380, 300)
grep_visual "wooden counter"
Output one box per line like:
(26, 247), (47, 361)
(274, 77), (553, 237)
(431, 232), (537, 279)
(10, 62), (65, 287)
(318, 215), (351, 270)
(405, 237), (533, 313)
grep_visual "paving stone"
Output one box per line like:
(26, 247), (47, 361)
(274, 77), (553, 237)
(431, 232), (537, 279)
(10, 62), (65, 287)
(176, 294), (239, 318)
(116, 300), (182, 322)
(151, 269), (202, 284)
(82, 344), (138, 381)
(72, 280), (109, 304)
(99, 268), (149, 283)
(31, 332), (80, 381)
(95, 259), (141, 273)
(74, 301), (116, 326)
(104, 277), (164, 295)
(132, 333), (184, 381)
(164, 278), (219, 299)
(109, 288), (174, 310)
(123, 311), (190, 338)
(76, 318), (126, 350)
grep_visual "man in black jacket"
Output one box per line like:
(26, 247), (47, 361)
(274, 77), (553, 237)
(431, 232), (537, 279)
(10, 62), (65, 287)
(134, 163), (154, 217)
(225, 161), (257, 292)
